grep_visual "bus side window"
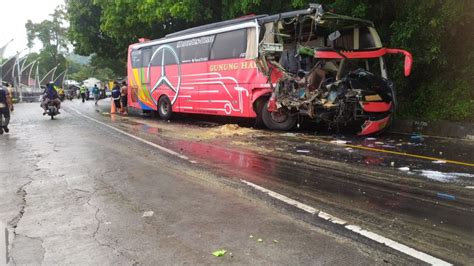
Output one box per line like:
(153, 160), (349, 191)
(150, 42), (179, 66)
(141, 48), (152, 84)
(210, 29), (247, 60)
(131, 50), (141, 68)
(142, 48), (152, 67)
(179, 36), (213, 63)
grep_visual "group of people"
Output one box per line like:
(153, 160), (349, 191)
(0, 83), (14, 135)
(111, 81), (128, 115)
(79, 84), (101, 104)
(0, 80), (130, 135)
(78, 82), (127, 115)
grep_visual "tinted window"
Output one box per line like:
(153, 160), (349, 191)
(131, 50), (141, 68)
(150, 42), (179, 66)
(210, 29), (247, 60)
(142, 48), (152, 67)
(178, 35), (214, 63)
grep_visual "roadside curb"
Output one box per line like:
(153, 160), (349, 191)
(239, 180), (452, 265)
(391, 119), (474, 140)
(0, 222), (7, 265)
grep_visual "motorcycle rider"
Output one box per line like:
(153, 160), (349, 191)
(41, 82), (61, 115)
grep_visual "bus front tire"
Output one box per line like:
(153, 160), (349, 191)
(253, 97), (268, 128)
(158, 96), (172, 120)
(261, 100), (297, 131)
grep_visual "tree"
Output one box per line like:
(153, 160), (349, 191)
(25, 5), (69, 76)
(66, 0), (474, 121)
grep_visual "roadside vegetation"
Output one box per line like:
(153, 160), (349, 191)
(44, 0), (474, 121)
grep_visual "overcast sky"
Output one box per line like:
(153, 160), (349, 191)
(1, 0), (65, 58)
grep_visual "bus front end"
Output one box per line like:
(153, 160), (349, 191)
(256, 4), (412, 135)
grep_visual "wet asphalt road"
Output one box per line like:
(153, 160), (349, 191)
(1, 100), (473, 264)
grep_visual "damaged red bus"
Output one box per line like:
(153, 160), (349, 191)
(127, 4), (412, 135)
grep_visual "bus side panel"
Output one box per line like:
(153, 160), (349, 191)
(128, 47), (156, 111)
(128, 51), (270, 118)
(198, 58), (264, 118)
(144, 58), (263, 118)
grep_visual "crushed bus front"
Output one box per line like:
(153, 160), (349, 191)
(255, 4), (412, 135)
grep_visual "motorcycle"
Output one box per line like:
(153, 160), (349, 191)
(46, 101), (60, 120)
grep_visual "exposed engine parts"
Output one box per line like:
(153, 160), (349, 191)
(256, 4), (412, 135)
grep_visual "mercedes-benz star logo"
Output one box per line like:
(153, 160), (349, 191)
(147, 44), (181, 106)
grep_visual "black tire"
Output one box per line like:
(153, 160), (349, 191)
(253, 97), (268, 128)
(157, 96), (172, 120)
(261, 99), (297, 131)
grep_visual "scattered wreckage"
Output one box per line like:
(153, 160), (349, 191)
(255, 4), (413, 135)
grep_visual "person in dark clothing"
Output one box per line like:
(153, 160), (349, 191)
(120, 81), (128, 115)
(0, 84), (14, 134)
(111, 82), (121, 113)
(41, 83), (61, 115)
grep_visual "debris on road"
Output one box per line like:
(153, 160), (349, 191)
(410, 134), (424, 142)
(249, 235), (254, 239)
(207, 124), (254, 138)
(436, 193), (456, 201)
(142, 211), (154, 217)
(415, 170), (474, 183)
(296, 149), (310, 153)
(212, 249), (227, 257)
(273, 239), (279, 243)
(382, 144), (396, 148)
(432, 160), (447, 164)
(257, 238), (263, 243)
(398, 167), (410, 171)
(331, 140), (348, 145)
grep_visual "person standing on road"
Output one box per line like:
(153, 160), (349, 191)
(92, 84), (100, 105)
(80, 85), (87, 103)
(101, 85), (107, 99)
(0, 84), (14, 135)
(120, 81), (128, 115)
(111, 82), (121, 113)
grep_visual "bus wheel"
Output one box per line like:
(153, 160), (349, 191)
(158, 96), (172, 120)
(262, 100), (296, 131)
(253, 97), (268, 128)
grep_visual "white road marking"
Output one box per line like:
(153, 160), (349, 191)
(345, 225), (451, 266)
(241, 180), (317, 214)
(69, 107), (189, 161)
(241, 179), (452, 266)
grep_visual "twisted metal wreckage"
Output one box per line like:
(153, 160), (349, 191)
(255, 4), (413, 135)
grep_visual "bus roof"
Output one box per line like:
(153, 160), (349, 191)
(133, 4), (374, 49)
(166, 15), (266, 38)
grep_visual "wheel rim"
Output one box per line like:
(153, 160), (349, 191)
(161, 101), (169, 115)
(270, 110), (289, 123)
